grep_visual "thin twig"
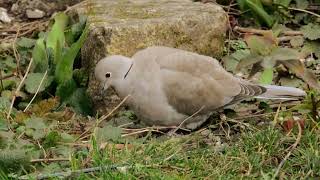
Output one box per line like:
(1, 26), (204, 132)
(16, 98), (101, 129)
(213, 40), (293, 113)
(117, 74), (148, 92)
(76, 95), (131, 141)
(24, 70), (48, 112)
(273, 102), (282, 125)
(0, 70), (3, 91)
(18, 164), (131, 180)
(171, 106), (205, 134)
(277, 36), (303, 42)
(121, 128), (165, 137)
(288, 7), (320, 18)
(0, 73), (15, 80)
(273, 122), (302, 179)
(31, 158), (69, 163)
(7, 58), (33, 119)
(234, 26), (303, 36)
(12, 27), (22, 78)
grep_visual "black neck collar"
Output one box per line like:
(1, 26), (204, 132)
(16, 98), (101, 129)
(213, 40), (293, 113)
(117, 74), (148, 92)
(124, 63), (133, 79)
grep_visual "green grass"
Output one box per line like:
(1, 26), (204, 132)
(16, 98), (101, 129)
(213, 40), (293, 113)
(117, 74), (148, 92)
(64, 126), (320, 179)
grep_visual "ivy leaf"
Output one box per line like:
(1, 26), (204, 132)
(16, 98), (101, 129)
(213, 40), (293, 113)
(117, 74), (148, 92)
(301, 41), (320, 58)
(32, 38), (48, 73)
(0, 97), (10, 111)
(67, 88), (93, 115)
(279, 77), (303, 88)
(24, 118), (48, 140)
(259, 68), (273, 85)
(25, 73), (53, 94)
(94, 126), (122, 144)
(17, 37), (35, 48)
(290, 36), (304, 48)
(43, 131), (61, 148)
(222, 49), (250, 72)
(269, 47), (301, 61)
(301, 23), (320, 40)
(236, 53), (263, 72)
(56, 79), (92, 115)
(295, 0), (308, 9)
(282, 60), (320, 90)
(56, 79), (77, 103)
(244, 34), (275, 55)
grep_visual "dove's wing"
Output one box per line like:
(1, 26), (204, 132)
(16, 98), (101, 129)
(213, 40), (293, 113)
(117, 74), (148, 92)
(133, 46), (265, 115)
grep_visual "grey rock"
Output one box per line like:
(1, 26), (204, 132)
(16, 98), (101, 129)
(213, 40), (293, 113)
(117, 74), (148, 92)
(76, 0), (228, 114)
(0, 7), (12, 23)
(26, 9), (45, 19)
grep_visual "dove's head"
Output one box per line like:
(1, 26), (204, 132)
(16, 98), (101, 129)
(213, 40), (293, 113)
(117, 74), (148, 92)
(95, 55), (133, 91)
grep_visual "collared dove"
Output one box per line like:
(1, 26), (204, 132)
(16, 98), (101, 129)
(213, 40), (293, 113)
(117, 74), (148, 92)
(95, 46), (306, 129)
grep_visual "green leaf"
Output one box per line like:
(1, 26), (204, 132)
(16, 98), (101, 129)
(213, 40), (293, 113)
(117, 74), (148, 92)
(4, 56), (17, 70)
(290, 36), (304, 48)
(94, 126), (122, 143)
(65, 16), (87, 45)
(24, 118), (48, 140)
(32, 38), (48, 73)
(282, 60), (320, 90)
(245, 35), (275, 55)
(246, 0), (274, 27)
(269, 47), (301, 61)
(25, 73), (53, 94)
(55, 25), (89, 84)
(301, 41), (320, 58)
(60, 132), (75, 142)
(46, 13), (68, 64)
(301, 23), (320, 40)
(24, 118), (47, 130)
(259, 68), (273, 84)
(56, 79), (92, 115)
(223, 49), (250, 72)
(0, 97), (10, 111)
(56, 79), (77, 103)
(67, 88), (93, 115)
(73, 68), (89, 87)
(294, 0), (308, 9)
(237, 0), (248, 10)
(17, 37), (35, 48)
(236, 53), (263, 71)
(274, 0), (292, 7)
(279, 77), (303, 88)
(43, 131), (61, 148)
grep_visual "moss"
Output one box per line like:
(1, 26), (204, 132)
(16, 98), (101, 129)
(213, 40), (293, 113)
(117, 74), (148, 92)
(93, 0), (164, 20)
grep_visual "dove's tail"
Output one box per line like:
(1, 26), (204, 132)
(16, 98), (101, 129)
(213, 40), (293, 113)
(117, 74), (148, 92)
(256, 85), (306, 100)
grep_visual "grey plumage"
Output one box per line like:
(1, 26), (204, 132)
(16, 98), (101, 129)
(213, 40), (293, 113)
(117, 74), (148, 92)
(95, 46), (306, 129)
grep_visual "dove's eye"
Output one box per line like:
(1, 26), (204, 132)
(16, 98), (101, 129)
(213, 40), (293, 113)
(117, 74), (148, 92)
(105, 72), (111, 78)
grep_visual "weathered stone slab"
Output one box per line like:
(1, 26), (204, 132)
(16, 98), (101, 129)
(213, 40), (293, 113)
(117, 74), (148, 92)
(78, 0), (228, 114)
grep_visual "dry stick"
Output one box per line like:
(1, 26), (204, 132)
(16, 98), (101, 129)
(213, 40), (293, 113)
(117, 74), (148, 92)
(0, 70), (3, 91)
(31, 158), (69, 163)
(0, 73), (15, 80)
(273, 122), (302, 179)
(18, 164), (130, 180)
(12, 27), (22, 79)
(171, 106), (205, 134)
(7, 58), (33, 119)
(234, 26), (303, 36)
(121, 128), (165, 137)
(277, 36), (303, 42)
(23, 70), (48, 112)
(288, 7), (320, 18)
(76, 95), (131, 141)
(273, 102), (282, 125)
